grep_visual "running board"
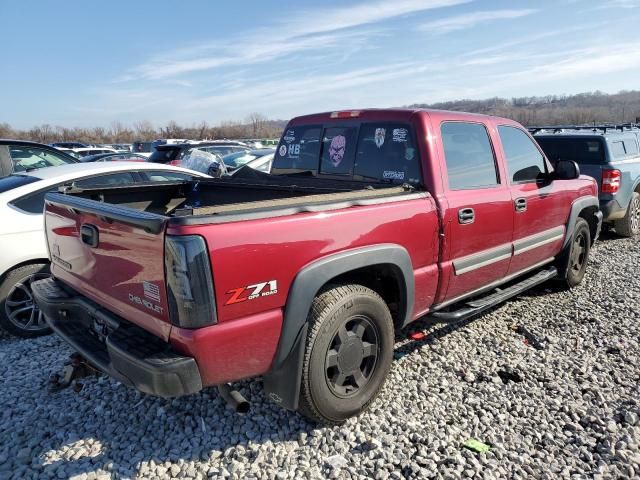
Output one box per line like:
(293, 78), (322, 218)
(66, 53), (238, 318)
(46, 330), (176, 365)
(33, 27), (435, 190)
(429, 267), (557, 322)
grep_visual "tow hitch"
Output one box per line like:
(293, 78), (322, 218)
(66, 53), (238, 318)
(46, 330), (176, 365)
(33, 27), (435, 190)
(48, 352), (101, 393)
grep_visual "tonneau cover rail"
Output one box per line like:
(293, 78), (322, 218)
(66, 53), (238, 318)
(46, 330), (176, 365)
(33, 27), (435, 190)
(45, 192), (167, 234)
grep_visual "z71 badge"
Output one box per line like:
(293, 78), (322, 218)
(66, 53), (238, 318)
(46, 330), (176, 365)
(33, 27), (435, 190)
(225, 280), (278, 305)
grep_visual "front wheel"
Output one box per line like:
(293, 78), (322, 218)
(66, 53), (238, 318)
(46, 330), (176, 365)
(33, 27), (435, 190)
(297, 284), (394, 424)
(556, 218), (591, 288)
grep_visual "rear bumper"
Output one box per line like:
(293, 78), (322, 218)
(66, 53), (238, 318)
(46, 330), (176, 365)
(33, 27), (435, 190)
(32, 277), (202, 398)
(600, 197), (626, 221)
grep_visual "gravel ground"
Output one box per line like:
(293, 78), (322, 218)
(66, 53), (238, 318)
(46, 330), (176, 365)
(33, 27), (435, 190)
(0, 232), (639, 480)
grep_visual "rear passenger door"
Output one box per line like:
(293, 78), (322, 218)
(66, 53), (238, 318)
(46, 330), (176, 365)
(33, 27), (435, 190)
(498, 125), (567, 276)
(439, 121), (514, 303)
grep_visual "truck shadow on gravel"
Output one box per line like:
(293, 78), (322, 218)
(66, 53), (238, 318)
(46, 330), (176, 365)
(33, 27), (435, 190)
(20, 314), (489, 478)
(27, 371), (317, 478)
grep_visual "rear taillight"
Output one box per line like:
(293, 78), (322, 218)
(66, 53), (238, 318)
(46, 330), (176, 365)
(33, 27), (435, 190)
(602, 169), (621, 194)
(165, 235), (216, 328)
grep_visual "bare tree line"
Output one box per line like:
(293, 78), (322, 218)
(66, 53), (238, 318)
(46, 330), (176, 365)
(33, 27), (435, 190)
(410, 90), (640, 126)
(3, 90), (640, 145)
(0, 113), (286, 144)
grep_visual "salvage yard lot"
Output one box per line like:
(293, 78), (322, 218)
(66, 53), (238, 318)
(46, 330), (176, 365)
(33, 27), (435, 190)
(1, 233), (638, 480)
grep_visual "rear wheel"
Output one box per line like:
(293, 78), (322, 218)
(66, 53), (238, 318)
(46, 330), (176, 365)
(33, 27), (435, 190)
(614, 192), (640, 237)
(556, 218), (591, 288)
(297, 284), (394, 424)
(0, 264), (51, 338)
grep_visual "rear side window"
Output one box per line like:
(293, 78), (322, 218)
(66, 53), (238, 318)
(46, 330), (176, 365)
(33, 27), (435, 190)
(11, 189), (51, 214)
(145, 172), (194, 182)
(272, 126), (322, 174)
(74, 172), (136, 188)
(611, 141), (626, 158)
(498, 126), (546, 183)
(535, 137), (605, 165)
(353, 124), (421, 185)
(623, 139), (639, 156)
(441, 122), (498, 190)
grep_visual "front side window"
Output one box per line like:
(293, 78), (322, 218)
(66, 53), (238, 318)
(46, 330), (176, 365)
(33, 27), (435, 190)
(498, 126), (546, 183)
(10, 147), (76, 172)
(441, 122), (498, 190)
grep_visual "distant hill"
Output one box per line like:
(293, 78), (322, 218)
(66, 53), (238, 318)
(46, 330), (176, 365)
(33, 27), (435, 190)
(407, 90), (640, 126)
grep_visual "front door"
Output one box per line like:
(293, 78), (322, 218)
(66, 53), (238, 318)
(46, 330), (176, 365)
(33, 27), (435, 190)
(437, 121), (514, 304)
(497, 125), (568, 275)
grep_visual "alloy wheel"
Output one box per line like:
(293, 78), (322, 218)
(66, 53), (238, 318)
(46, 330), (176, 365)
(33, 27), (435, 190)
(4, 274), (49, 332)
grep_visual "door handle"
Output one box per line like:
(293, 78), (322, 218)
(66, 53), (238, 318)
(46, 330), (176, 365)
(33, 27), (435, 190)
(458, 207), (475, 224)
(80, 224), (99, 248)
(514, 198), (527, 212)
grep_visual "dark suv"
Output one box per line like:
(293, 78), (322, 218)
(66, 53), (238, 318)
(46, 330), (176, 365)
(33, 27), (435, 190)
(534, 126), (640, 237)
(0, 140), (78, 177)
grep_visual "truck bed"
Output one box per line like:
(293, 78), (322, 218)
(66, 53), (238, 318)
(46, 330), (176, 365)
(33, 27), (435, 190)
(56, 177), (416, 222)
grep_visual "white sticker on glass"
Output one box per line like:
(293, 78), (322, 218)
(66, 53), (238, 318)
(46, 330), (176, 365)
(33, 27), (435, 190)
(392, 128), (408, 142)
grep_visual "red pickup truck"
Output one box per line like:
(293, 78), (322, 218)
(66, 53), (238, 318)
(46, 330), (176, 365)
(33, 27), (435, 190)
(33, 109), (602, 424)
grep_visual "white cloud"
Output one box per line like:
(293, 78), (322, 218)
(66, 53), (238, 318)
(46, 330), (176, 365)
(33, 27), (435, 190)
(606, 0), (640, 8)
(125, 0), (469, 81)
(420, 9), (537, 34)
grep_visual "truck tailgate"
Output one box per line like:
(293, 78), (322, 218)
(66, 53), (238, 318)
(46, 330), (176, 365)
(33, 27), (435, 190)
(44, 193), (172, 340)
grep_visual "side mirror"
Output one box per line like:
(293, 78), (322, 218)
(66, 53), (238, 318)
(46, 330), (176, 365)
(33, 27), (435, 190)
(553, 159), (580, 180)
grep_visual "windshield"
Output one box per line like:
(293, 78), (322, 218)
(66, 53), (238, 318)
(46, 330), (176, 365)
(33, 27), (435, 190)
(0, 175), (40, 193)
(10, 146), (77, 172)
(222, 152), (259, 168)
(535, 137), (606, 165)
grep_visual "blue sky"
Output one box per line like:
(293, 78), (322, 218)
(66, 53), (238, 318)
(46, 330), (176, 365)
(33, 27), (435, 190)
(1, 0), (639, 128)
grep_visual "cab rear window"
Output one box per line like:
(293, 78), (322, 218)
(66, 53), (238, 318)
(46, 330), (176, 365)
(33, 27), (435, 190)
(272, 122), (422, 185)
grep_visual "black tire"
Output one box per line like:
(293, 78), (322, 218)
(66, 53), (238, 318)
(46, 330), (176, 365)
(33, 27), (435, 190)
(614, 192), (640, 237)
(556, 218), (591, 289)
(0, 263), (51, 338)
(297, 284), (394, 425)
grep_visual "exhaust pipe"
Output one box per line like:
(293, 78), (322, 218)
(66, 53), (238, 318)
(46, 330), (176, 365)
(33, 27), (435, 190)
(218, 384), (250, 414)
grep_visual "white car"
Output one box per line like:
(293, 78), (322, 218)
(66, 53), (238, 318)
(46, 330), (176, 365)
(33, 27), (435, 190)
(0, 162), (209, 337)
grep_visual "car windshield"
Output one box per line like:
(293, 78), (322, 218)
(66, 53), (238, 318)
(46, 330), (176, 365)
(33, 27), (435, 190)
(10, 146), (77, 172)
(535, 137), (606, 165)
(0, 175), (40, 193)
(222, 152), (260, 168)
